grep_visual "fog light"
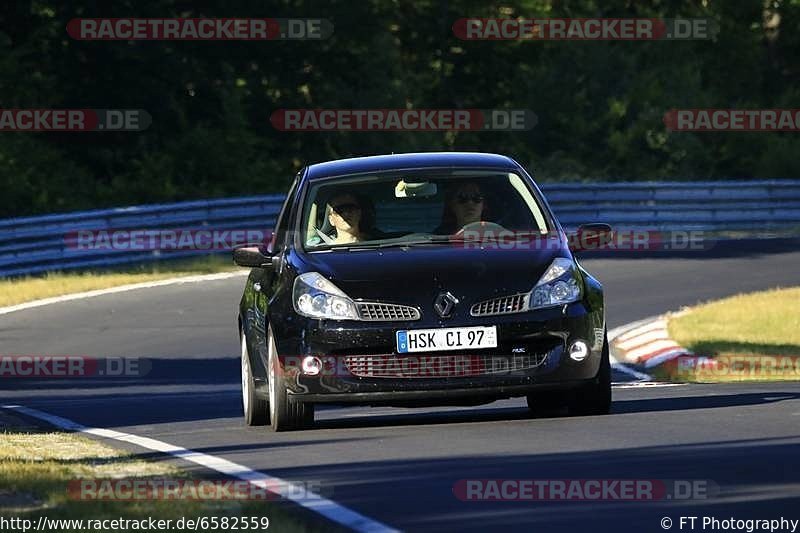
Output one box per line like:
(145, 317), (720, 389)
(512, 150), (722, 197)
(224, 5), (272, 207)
(301, 356), (322, 376)
(569, 340), (589, 362)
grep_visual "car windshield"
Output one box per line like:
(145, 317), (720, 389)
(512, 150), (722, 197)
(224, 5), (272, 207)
(300, 170), (550, 250)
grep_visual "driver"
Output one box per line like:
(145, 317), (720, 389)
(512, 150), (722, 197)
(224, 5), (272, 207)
(433, 181), (487, 234)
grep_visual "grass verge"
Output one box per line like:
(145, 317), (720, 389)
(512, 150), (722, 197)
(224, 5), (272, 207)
(0, 426), (335, 533)
(661, 286), (800, 382)
(0, 255), (244, 308)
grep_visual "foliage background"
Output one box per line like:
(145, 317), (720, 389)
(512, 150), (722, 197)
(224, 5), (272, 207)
(1, 0), (799, 217)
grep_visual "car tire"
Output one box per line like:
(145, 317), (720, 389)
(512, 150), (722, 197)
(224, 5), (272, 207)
(268, 327), (314, 431)
(567, 333), (612, 416)
(241, 331), (268, 426)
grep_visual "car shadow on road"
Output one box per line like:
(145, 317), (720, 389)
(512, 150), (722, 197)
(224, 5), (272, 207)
(39, 437), (373, 466)
(0, 356), (240, 390)
(611, 390), (800, 414)
(6, 372), (799, 429)
(263, 435), (800, 533)
(313, 390), (800, 430)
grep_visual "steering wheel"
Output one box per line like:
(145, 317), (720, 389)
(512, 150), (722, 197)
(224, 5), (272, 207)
(454, 221), (508, 237)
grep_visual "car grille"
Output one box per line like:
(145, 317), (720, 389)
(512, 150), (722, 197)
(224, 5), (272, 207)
(343, 352), (549, 378)
(470, 293), (529, 317)
(356, 302), (421, 321)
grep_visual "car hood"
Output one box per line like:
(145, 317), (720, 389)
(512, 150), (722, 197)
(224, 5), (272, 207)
(293, 244), (567, 302)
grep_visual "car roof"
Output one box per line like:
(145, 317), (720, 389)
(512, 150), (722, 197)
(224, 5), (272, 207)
(304, 152), (521, 180)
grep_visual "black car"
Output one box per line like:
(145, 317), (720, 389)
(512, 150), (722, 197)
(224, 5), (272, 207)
(235, 152), (611, 431)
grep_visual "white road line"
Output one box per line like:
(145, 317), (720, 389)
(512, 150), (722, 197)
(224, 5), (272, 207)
(0, 271), (249, 316)
(610, 362), (653, 381)
(2, 404), (398, 533)
(612, 382), (685, 389)
(643, 349), (691, 369)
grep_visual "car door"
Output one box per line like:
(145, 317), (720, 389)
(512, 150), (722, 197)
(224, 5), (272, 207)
(243, 171), (302, 364)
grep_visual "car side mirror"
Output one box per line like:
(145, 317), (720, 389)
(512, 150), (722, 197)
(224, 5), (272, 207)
(568, 223), (613, 252)
(233, 246), (273, 268)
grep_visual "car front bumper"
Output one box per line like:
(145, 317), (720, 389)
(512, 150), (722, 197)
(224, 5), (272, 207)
(270, 301), (605, 403)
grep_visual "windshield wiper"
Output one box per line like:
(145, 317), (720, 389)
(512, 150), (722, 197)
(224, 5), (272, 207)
(315, 238), (458, 252)
(309, 231), (550, 252)
(350, 241), (444, 250)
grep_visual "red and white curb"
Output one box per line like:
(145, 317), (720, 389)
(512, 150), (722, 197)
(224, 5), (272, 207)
(611, 313), (694, 369)
(609, 314), (700, 385)
(609, 318), (656, 382)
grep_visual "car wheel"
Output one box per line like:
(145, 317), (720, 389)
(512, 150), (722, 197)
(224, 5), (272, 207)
(241, 331), (268, 426)
(567, 333), (612, 416)
(268, 327), (314, 431)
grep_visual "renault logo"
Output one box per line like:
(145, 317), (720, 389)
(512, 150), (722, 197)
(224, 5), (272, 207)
(434, 292), (459, 318)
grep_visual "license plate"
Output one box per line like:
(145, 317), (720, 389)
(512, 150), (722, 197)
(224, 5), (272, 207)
(396, 326), (497, 354)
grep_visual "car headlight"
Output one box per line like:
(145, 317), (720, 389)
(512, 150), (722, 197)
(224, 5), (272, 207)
(529, 257), (582, 309)
(293, 272), (360, 320)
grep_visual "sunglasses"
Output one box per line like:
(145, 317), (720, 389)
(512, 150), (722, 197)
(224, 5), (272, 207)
(331, 202), (361, 214)
(456, 193), (485, 204)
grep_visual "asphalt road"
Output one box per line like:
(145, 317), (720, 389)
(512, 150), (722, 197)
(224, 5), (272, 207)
(2, 242), (800, 532)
